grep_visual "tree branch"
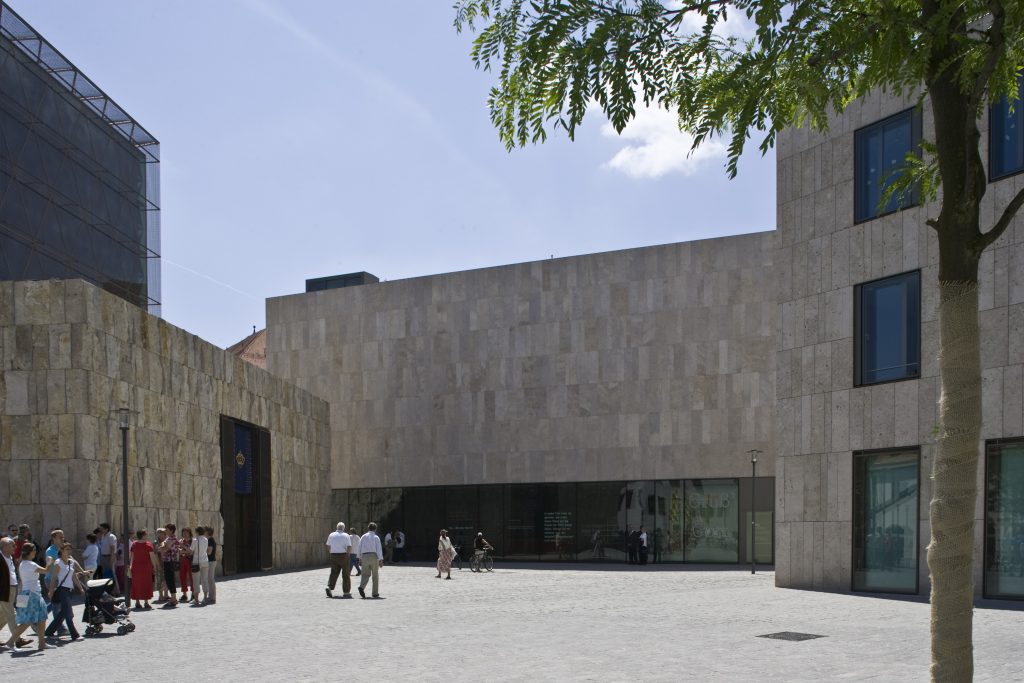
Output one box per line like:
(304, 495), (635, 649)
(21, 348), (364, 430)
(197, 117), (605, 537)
(967, 0), (1005, 115)
(975, 183), (1024, 252)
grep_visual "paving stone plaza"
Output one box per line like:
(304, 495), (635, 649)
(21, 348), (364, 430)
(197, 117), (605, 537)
(4, 565), (1019, 681)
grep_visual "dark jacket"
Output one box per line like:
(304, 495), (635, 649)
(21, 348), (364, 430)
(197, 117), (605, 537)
(0, 555), (13, 602)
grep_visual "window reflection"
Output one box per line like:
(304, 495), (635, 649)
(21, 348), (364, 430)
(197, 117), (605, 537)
(853, 450), (919, 593)
(855, 109), (920, 222)
(985, 441), (1024, 599)
(856, 271), (920, 385)
(990, 76), (1024, 180)
(683, 480), (739, 562)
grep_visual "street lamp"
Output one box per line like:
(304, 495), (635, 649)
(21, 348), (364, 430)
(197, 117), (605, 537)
(117, 407), (131, 602)
(748, 449), (762, 574)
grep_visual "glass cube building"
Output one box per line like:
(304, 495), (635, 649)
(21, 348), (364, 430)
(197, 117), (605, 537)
(0, 2), (160, 314)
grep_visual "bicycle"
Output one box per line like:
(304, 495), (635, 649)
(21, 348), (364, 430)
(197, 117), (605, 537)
(469, 548), (494, 572)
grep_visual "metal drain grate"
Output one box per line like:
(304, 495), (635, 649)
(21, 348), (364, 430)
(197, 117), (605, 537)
(757, 632), (827, 642)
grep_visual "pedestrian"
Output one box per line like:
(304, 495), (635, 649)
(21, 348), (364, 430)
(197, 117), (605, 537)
(98, 523), (119, 592)
(1, 536), (32, 650)
(153, 528), (167, 602)
(14, 525), (30, 560)
(128, 529), (156, 610)
(190, 526), (209, 605)
(348, 527), (361, 576)
(325, 523), (352, 598)
(159, 523), (179, 607)
(42, 529), (65, 630)
(82, 533), (99, 579)
(178, 528), (195, 603)
(395, 530), (406, 562)
(45, 542), (84, 641)
(436, 529), (454, 580)
(626, 526), (638, 564)
(203, 527), (217, 605)
(383, 530), (396, 563)
(6, 543), (51, 651)
(357, 523), (384, 599)
(638, 526), (649, 566)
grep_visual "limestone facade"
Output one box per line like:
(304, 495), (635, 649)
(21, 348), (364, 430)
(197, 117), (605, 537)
(0, 279), (331, 570)
(774, 91), (1024, 594)
(266, 233), (776, 491)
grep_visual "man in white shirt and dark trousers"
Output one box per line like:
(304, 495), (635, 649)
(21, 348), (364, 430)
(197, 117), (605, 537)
(325, 523), (352, 598)
(98, 523), (119, 592)
(357, 523), (384, 599)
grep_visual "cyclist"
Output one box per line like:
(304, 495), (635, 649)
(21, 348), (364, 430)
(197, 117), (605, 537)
(474, 532), (493, 557)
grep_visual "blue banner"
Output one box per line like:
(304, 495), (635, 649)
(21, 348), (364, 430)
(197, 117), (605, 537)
(234, 424), (253, 495)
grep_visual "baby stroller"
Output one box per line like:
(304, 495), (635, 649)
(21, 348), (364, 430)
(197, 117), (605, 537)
(82, 578), (135, 636)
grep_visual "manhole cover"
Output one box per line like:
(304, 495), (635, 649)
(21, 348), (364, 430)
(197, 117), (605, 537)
(757, 632), (826, 642)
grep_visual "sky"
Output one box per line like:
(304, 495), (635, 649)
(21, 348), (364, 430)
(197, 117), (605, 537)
(13, 1), (776, 349)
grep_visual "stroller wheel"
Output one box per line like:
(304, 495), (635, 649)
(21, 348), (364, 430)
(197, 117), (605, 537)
(128, 623), (136, 632)
(117, 626), (127, 635)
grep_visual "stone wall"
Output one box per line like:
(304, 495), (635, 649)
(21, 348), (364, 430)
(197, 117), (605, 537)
(0, 279), (331, 570)
(266, 234), (776, 491)
(775, 92), (1024, 594)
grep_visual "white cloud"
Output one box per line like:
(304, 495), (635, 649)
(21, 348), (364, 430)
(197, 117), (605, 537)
(600, 105), (725, 179)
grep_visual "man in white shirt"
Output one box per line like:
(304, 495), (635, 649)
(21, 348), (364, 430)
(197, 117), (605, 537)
(325, 523), (352, 598)
(1, 536), (30, 649)
(98, 523), (118, 592)
(192, 526), (210, 605)
(357, 523), (384, 599)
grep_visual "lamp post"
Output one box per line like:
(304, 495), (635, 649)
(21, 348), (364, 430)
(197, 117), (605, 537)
(117, 407), (131, 601)
(748, 449), (762, 574)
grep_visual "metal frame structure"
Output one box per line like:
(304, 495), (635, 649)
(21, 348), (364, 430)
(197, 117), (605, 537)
(0, 1), (161, 312)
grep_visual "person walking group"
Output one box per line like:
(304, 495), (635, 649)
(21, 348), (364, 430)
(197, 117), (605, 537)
(1, 520), (221, 655)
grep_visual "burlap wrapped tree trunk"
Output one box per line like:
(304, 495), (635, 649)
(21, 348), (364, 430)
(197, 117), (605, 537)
(928, 282), (982, 683)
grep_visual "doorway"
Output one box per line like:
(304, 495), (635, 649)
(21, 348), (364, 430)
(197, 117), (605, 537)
(219, 416), (272, 575)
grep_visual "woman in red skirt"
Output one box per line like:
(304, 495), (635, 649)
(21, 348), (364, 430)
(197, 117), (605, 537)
(178, 528), (194, 603)
(128, 529), (156, 610)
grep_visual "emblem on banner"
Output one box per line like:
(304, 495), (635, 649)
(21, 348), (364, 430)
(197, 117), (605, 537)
(235, 451), (246, 467)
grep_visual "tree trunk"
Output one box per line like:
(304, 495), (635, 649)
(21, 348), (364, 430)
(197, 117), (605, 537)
(929, 278), (981, 683)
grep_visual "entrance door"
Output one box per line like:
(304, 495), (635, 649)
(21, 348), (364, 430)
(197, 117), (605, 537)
(220, 416), (272, 575)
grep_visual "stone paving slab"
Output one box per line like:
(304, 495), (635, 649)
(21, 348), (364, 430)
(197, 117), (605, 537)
(2, 565), (1020, 682)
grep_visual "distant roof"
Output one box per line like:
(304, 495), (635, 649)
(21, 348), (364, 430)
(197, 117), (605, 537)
(226, 328), (266, 369)
(0, 1), (159, 162)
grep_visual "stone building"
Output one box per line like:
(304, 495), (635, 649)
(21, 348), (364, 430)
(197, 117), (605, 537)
(0, 280), (331, 572)
(266, 233), (778, 564)
(774, 89), (1024, 599)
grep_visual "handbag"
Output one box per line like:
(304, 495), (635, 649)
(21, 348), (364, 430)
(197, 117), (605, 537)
(15, 590), (29, 608)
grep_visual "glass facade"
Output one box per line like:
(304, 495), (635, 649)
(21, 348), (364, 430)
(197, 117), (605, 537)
(985, 439), (1024, 599)
(855, 271), (920, 386)
(0, 3), (160, 312)
(854, 108), (920, 222)
(990, 76), (1024, 180)
(333, 478), (774, 565)
(853, 450), (919, 593)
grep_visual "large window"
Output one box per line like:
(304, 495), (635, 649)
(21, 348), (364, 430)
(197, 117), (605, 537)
(985, 439), (1024, 599)
(853, 450), (919, 593)
(855, 271), (921, 386)
(854, 108), (921, 222)
(334, 478), (773, 565)
(990, 76), (1024, 180)
(682, 479), (739, 562)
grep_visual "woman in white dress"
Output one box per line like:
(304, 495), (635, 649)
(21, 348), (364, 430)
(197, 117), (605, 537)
(436, 529), (455, 580)
(5, 543), (51, 651)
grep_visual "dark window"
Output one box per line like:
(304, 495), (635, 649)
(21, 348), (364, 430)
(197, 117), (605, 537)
(855, 271), (921, 386)
(984, 439), (1024, 599)
(854, 108), (921, 222)
(990, 76), (1024, 180)
(852, 450), (920, 594)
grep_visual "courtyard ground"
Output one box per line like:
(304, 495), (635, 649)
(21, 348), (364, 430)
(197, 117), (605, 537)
(3, 564), (1020, 681)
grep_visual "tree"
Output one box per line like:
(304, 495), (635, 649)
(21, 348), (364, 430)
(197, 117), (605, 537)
(454, 2), (1024, 681)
